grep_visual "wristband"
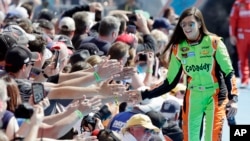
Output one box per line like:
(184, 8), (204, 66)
(114, 95), (119, 106)
(25, 119), (30, 123)
(42, 71), (49, 78)
(94, 72), (102, 82)
(146, 68), (153, 74)
(75, 110), (84, 119)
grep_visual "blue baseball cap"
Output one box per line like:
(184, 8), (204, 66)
(153, 17), (175, 30)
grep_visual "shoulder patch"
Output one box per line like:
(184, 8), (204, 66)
(172, 44), (178, 55)
(211, 36), (221, 50)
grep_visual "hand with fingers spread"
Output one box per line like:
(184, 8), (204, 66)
(100, 79), (127, 97)
(96, 58), (123, 81)
(125, 90), (142, 104)
(78, 96), (102, 115)
(67, 99), (81, 112)
(113, 67), (137, 81)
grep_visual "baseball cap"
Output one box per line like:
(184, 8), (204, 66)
(145, 110), (167, 128)
(153, 18), (175, 30)
(0, 33), (18, 61)
(37, 19), (54, 30)
(121, 114), (160, 134)
(5, 46), (39, 69)
(135, 86), (165, 113)
(53, 35), (74, 50)
(69, 50), (90, 65)
(50, 41), (73, 56)
(37, 9), (55, 21)
(160, 99), (180, 114)
(116, 33), (135, 46)
(3, 25), (36, 46)
(135, 96), (165, 113)
(59, 17), (76, 31)
(78, 43), (104, 56)
(6, 7), (29, 19)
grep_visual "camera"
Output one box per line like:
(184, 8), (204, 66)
(138, 53), (147, 61)
(81, 105), (111, 132)
(126, 13), (137, 26)
(14, 103), (34, 119)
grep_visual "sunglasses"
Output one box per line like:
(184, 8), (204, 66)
(144, 128), (155, 134)
(180, 21), (196, 28)
(26, 61), (35, 66)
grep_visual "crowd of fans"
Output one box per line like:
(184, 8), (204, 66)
(0, 0), (188, 141)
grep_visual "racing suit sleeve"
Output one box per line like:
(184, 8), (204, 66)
(215, 40), (238, 100)
(141, 47), (182, 100)
(229, 1), (239, 37)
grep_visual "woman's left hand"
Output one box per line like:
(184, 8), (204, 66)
(227, 101), (238, 118)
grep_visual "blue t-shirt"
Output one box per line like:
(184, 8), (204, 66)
(1, 110), (14, 130)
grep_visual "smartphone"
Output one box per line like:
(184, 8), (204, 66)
(126, 25), (137, 34)
(53, 50), (60, 69)
(32, 83), (45, 104)
(95, 10), (102, 21)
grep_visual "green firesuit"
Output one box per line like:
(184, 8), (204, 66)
(141, 35), (238, 141)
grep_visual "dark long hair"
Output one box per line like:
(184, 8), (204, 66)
(2, 75), (22, 113)
(163, 7), (215, 55)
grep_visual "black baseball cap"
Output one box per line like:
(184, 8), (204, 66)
(78, 42), (104, 56)
(0, 33), (18, 61)
(5, 46), (39, 70)
(69, 50), (90, 65)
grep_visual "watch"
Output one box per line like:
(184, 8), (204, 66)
(231, 95), (238, 103)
